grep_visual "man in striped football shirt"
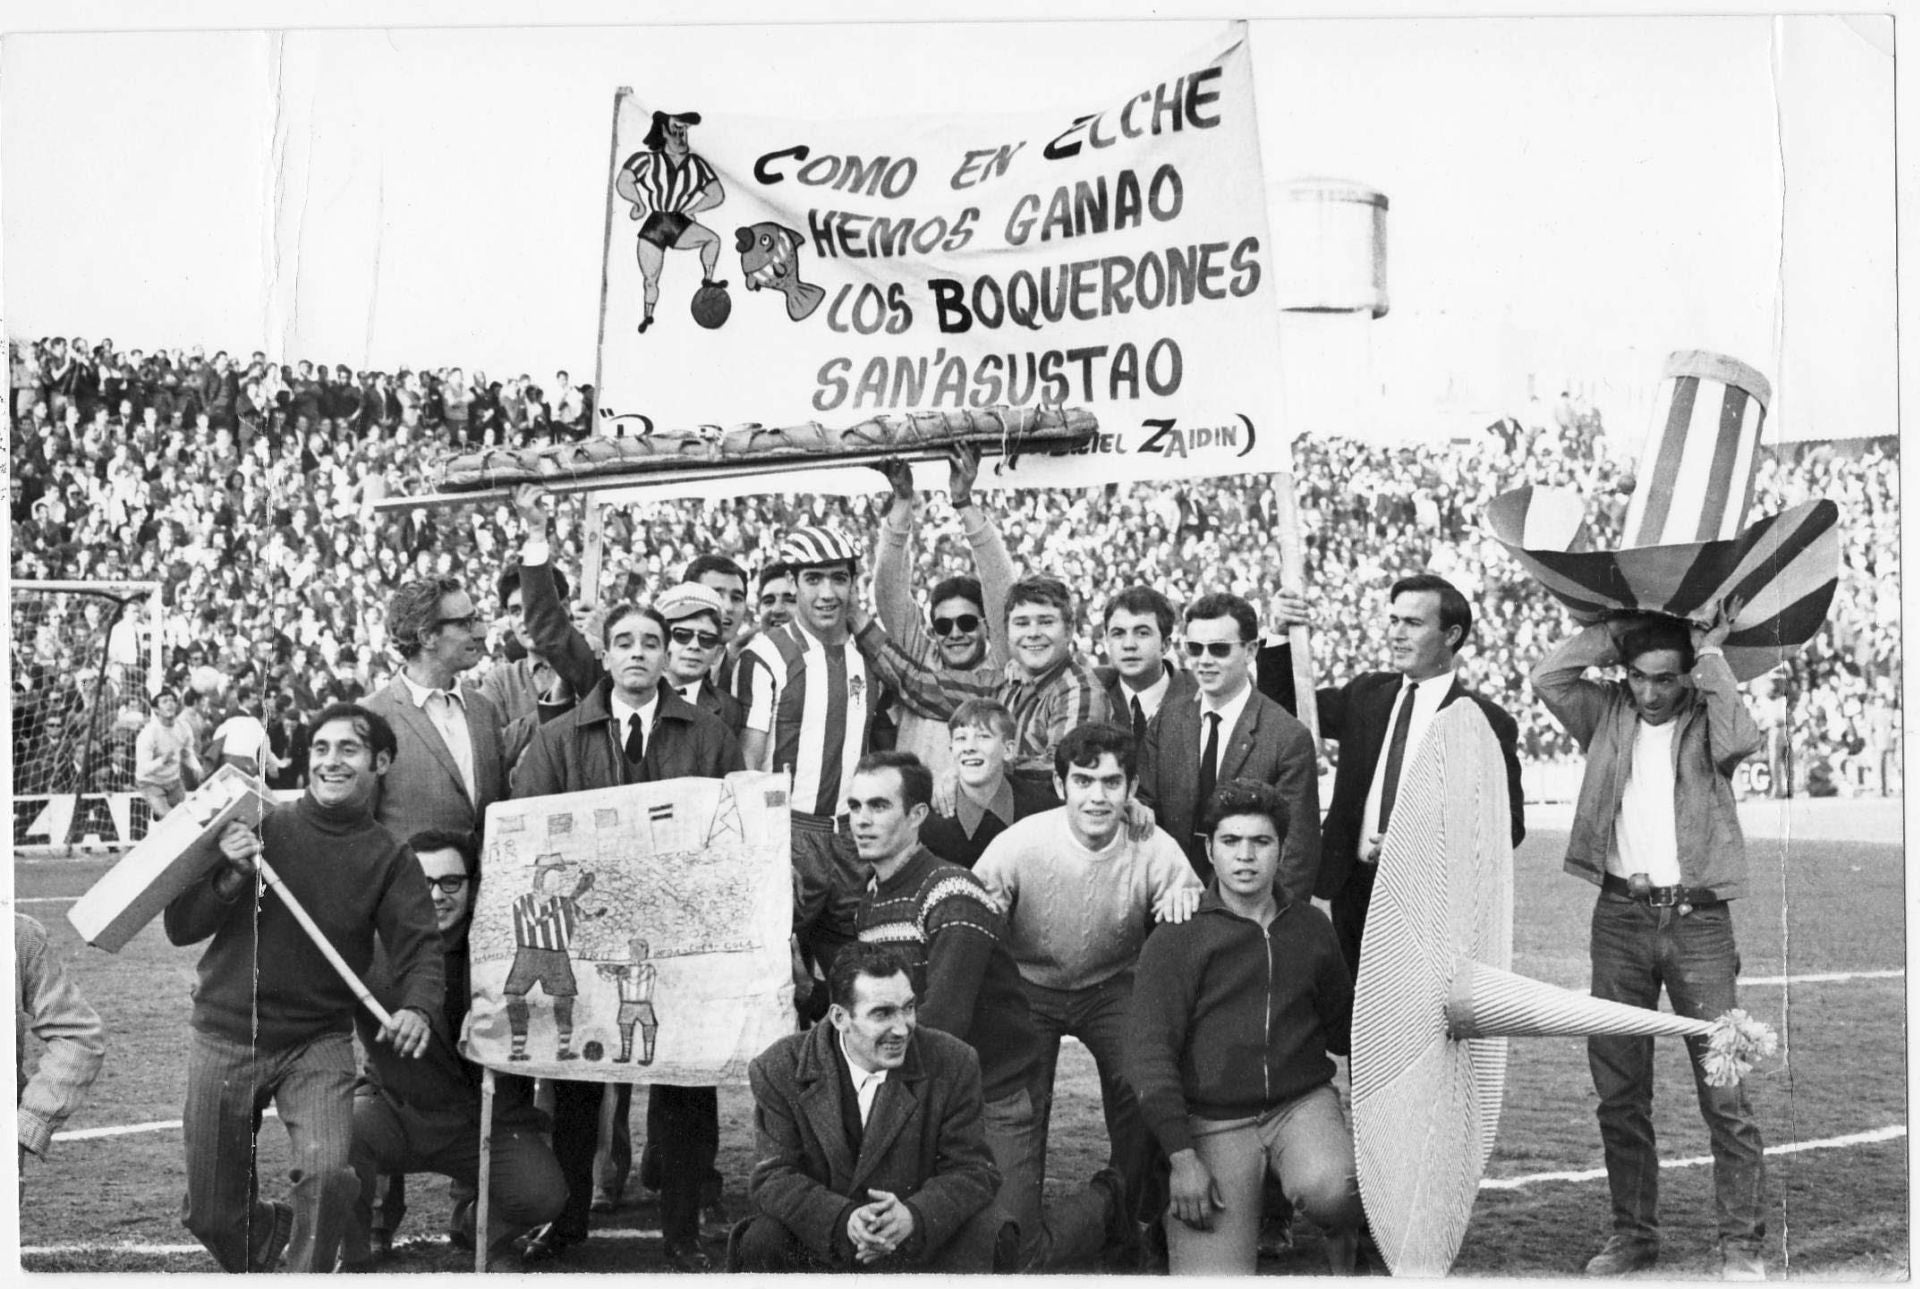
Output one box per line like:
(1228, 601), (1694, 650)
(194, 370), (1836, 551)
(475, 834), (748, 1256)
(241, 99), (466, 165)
(735, 526), (886, 1008)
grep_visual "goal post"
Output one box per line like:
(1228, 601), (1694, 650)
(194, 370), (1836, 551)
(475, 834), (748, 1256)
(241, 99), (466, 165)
(10, 579), (166, 853)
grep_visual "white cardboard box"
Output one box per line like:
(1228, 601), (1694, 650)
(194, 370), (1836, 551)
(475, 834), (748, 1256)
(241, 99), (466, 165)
(66, 766), (273, 953)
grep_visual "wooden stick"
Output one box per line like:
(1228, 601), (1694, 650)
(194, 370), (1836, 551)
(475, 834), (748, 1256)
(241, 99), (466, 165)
(1270, 467), (1320, 750)
(252, 854), (395, 1029)
(477, 1069), (495, 1275)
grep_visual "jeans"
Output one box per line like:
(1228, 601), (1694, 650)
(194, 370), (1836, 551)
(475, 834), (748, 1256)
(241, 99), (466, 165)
(343, 1089), (564, 1262)
(1165, 1084), (1363, 1275)
(980, 1084), (1108, 1270)
(180, 1027), (358, 1273)
(1588, 894), (1767, 1247)
(1024, 973), (1153, 1215)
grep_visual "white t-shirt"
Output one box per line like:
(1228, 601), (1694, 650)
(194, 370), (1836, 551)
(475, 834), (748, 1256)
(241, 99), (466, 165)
(1608, 717), (1681, 886)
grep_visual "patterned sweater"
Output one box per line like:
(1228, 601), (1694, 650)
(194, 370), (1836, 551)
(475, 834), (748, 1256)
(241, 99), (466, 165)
(857, 845), (1040, 1103)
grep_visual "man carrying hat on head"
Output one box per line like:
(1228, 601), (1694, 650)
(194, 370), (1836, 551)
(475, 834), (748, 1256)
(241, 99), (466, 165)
(1530, 600), (1768, 1281)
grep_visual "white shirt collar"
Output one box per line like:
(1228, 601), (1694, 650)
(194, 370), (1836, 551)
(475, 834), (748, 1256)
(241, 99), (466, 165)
(609, 685), (661, 735)
(1121, 667), (1173, 719)
(398, 670), (463, 708)
(1198, 676), (1255, 732)
(838, 1033), (891, 1124)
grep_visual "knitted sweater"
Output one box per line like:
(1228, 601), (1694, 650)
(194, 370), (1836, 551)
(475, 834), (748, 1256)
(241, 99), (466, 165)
(164, 794), (444, 1051)
(973, 810), (1200, 990)
(857, 845), (1040, 1103)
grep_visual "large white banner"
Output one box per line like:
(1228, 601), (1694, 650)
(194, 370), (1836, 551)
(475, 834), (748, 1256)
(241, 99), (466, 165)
(594, 25), (1283, 495)
(462, 771), (794, 1083)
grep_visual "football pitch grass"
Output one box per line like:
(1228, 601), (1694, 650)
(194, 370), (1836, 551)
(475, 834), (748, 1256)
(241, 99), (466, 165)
(14, 801), (1908, 1276)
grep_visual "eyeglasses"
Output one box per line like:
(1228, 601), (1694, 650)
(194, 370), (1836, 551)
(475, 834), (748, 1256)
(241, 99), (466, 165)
(1183, 640), (1242, 659)
(424, 874), (470, 895)
(931, 614), (982, 637)
(435, 613), (482, 632)
(669, 626), (722, 649)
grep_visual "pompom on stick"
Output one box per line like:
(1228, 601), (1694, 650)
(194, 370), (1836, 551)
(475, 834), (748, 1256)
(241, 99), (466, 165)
(1699, 1008), (1779, 1087)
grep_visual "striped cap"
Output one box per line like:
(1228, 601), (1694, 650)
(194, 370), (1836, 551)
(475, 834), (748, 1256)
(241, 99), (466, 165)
(1623, 351), (1771, 548)
(774, 526), (859, 570)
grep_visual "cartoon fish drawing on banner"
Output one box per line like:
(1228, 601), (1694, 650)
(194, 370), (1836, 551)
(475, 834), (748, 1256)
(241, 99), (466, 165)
(735, 222), (825, 321)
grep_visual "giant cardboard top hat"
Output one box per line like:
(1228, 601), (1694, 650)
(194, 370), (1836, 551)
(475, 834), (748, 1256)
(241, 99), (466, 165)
(1487, 350), (1840, 681)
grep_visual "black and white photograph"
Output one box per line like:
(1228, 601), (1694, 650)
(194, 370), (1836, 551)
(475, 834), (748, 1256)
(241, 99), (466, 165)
(5, 1), (1905, 1277)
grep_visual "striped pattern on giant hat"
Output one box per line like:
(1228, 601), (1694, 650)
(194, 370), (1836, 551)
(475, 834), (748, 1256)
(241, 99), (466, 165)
(1486, 350), (1839, 682)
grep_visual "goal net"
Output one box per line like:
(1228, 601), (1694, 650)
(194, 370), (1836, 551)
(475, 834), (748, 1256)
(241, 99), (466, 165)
(11, 580), (165, 851)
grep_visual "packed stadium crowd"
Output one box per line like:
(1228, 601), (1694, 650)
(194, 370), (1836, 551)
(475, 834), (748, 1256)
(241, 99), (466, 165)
(7, 335), (1899, 803)
(9, 332), (1883, 1278)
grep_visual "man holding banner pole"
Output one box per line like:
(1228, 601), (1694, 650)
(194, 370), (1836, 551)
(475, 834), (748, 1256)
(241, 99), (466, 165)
(164, 703), (444, 1274)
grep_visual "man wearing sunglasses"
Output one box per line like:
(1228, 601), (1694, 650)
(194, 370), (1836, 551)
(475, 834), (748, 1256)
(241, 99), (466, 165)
(655, 582), (747, 736)
(1136, 593), (1321, 904)
(364, 577), (510, 869)
(866, 446), (1015, 779)
(343, 830), (565, 1270)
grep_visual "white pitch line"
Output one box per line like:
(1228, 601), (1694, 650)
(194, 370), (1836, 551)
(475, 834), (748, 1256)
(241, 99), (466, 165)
(57, 1108), (277, 1142)
(22, 1228), (671, 1256)
(1480, 1125), (1907, 1190)
(15, 896), (77, 904)
(1742, 969), (1903, 986)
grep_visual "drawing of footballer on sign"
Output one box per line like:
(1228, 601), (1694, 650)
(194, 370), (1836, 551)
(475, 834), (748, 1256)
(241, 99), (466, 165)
(616, 110), (730, 333)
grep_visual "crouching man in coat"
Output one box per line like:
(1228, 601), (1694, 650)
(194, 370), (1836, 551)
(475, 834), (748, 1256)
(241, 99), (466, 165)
(731, 942), (1012, 1272)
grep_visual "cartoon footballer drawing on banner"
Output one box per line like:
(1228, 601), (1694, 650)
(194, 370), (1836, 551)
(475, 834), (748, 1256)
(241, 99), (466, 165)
(616, 110), (730, 333)
(462, 771), (794, 1084)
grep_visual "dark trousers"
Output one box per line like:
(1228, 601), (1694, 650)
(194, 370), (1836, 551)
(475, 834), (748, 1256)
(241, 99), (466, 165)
(552, 1080), (719, 1247)
(1330, 865), (1376, 983)
(344, 1090), (564, 1262)
(732, 1207), (1010, 1273)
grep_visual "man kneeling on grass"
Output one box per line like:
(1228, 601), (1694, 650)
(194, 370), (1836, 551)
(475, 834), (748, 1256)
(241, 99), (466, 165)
(164, 703), (444, 1274)
(341, 829), (565, 1270)
(734, 942), (1009, 1272)
(1124, 779), (1363, 1275)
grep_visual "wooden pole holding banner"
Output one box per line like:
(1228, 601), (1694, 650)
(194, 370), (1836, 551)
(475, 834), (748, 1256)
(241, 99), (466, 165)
(1269, 459), (1320, 750)
(253, 854), (395, 1029)
(476, 1069), (495, 1275)
(581, 87), (631, 605)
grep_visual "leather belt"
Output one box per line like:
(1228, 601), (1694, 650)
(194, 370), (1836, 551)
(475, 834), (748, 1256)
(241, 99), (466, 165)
(1601, 872), (1722, 909)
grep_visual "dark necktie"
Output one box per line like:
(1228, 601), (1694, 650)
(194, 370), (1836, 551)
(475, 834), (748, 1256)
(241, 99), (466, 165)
(624, 712), (646, 765)
(1377, 683), (1417, 833)
(1131, 695), (1147, 748)
(1195, 711), (1222, 818)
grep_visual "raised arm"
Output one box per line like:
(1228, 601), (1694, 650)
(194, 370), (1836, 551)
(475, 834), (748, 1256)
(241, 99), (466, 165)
(513, 485), (603, 699)
(951, 446), (1015, 670)
(1528, 621), (1618, 751)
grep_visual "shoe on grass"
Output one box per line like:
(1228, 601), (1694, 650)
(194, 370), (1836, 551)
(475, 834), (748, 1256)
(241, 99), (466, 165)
(250, 1201), (294, 1272)
(1584, 1234), (1658, 1276)
(1720, 1242), (1766, 1281)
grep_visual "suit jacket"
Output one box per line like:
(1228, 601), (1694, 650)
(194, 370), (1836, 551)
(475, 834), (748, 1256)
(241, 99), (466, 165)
(511, 677), (743, 800)
(686, 677), (747, 738)
(364, 675), (509, 847)
(1096, 662), (1200, 738)
(747, 1022), (1000, 1267)
(1312, 671), (1525, 902)
(1137, 687), (1321, 903)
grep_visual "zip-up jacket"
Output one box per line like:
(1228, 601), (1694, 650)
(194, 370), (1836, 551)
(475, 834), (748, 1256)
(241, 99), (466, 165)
(1124, 888), (1351, 1157)
(1530, 624), (1761, 900)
